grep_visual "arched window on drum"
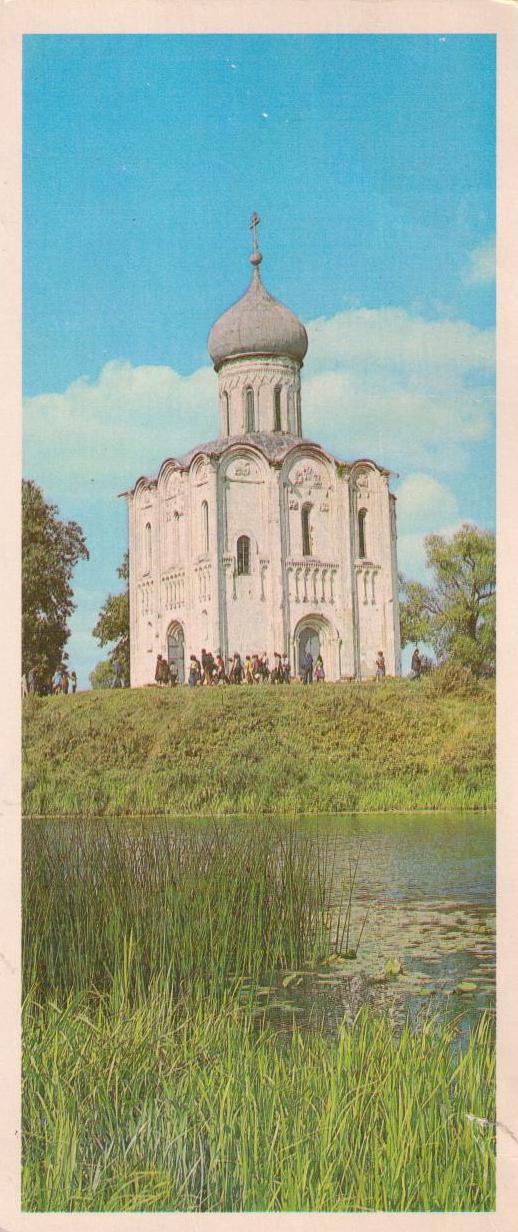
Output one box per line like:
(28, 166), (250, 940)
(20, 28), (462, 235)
(222, 391), (230, 436)
(237, 535), (251, 576)
(144, 521), (152, 574)
(358, 508), (367, 559)
(201, 500), (209, 555)
(244, 387), (255, 433)
(274, 386), (282, 432)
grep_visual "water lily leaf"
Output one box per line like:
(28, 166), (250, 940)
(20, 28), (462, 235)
(456, 981), (477, 993)
(384, 958), (403, 977)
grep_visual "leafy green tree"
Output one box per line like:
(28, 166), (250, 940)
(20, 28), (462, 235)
(92, 552), (130, 680)
(399, 524), (495, 676)
(89, 659), (116, 690)
(22, 479), (89, 678)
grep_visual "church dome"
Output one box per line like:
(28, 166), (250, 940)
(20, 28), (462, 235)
(208, 219), (308, 371)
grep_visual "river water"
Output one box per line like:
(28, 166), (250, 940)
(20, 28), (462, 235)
(143, 809), (495, 1038)
(259, 810), (496, 1038)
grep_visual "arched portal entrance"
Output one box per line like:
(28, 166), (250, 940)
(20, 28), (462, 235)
(167, 622), (185, 684)
(293, 614), (339, 680)
(297, 624), (321, 673)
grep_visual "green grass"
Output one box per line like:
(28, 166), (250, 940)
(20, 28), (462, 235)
(22, 821), (496, 1212)
(22, 993), (495, 1212)
(22, 678), (496, 818)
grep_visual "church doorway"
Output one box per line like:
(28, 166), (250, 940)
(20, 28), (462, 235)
(167, 623), (185, 684)
(297, 624), (320, 674)
(294, 614), (339, 680)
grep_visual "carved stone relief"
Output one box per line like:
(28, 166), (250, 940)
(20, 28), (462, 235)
(292, 464), (324, 489)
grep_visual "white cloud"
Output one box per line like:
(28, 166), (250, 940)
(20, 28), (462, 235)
(395, 474), (459, 533)
(303, 307), (494, 474)
(306, 307), (494, 372)
(23, 306), (494, 502)
(24, 359), (215, 500)
(394, 475), (460, 580)
(463, 236), (495, 286)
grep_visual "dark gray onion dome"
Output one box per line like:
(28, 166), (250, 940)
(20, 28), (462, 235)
(208, 252), (308, 372)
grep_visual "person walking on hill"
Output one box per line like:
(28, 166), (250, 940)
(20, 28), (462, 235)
(282, 653), (291, 684)
(215, 654), (226, 683)
(70, 671), (77, 694)
(230, 651), (243, 683)
(112, 659), (124, 688)
(315, 654), (325, 683)
(302, 650), (313, 685)
(188, 655), (201, 686)
(375, 651), (386, 682)
(411, 647), (422, 680)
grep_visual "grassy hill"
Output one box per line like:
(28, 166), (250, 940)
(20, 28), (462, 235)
(22, 677), (495, 818)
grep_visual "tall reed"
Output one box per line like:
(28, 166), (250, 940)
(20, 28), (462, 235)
(23, 821), (343, 1005)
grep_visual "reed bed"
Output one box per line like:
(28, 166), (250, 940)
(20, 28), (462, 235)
(23, 822), (343, 1002)
(22, 820), (496, 1212)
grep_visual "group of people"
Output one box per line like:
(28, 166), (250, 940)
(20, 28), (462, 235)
(154, 654), (178, 687)
(52, 664), (77, 694)
(23, 644), (426, 698)
(21, 663), (77, 696)
(375, 646), (424, 682)
(300, 650), (325, 684)
(185, 650), (296, 688)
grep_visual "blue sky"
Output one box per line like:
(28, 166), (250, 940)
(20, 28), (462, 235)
(23, 34), (495, 685)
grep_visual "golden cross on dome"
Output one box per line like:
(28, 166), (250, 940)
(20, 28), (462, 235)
(249, 212), (261, 253)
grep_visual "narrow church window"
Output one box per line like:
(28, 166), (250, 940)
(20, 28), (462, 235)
(237, 535), (251, 575)
(288, 387), (295, 432)
(222, 391), (230, 436)
(245, 387), (255, 432)
(144, 522), (152, 573)
(274, 386), (282, 431)
(358, 508), (367, 559)
(302, 505), (312, 557)
(296, 391), (302, 435)
(201, 500), (209, 554)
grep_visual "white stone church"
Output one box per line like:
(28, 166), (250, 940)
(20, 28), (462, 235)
(126, 219), (401, 685)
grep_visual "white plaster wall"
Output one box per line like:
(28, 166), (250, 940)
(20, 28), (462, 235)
(350, 465), (400, 678)
(128, 447), (401, 685)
